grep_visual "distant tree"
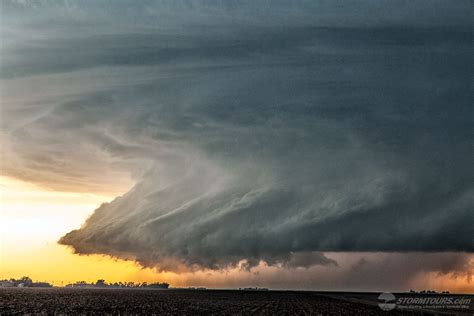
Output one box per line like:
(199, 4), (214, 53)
(96, 279), (106, 287)
(20, 276), (33, 286)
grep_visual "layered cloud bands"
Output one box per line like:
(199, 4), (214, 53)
(1, 1), (473, 277)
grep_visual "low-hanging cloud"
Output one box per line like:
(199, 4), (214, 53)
(1, 1), (473, 280)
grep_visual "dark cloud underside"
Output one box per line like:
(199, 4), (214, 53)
(1, 1), (473, 275)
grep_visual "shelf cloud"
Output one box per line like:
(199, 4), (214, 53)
(2, 0), (473, 288)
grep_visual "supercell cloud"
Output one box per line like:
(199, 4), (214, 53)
(1, 0), (473, 286)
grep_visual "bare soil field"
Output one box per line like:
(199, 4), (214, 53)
(0, 288), (451, 315)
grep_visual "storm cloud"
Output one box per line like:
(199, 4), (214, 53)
(1, 0), (473, 286)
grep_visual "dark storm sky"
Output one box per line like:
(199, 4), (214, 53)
(1, 0), (472, 290)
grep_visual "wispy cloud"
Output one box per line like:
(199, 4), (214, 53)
(1, 0), (472, 289)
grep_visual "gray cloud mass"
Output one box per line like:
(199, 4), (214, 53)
(1, 0), (473, 284)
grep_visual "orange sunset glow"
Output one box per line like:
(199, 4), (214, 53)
(0, 176), (146, 284)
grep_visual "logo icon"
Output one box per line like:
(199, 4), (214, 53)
(378, 292), (396, 311)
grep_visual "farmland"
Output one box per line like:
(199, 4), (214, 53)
(0, 288), (444, 315)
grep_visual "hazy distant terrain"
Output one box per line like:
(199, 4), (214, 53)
(0, 288), (461, 315)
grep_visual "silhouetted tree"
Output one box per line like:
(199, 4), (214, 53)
(96, 279), (106, 287)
